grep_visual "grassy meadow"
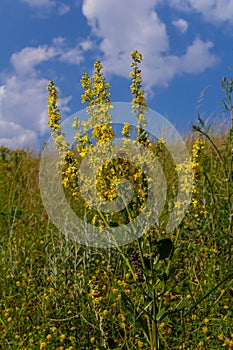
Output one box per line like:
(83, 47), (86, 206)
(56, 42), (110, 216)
(0, 57), (233, 349)
(0, 120), (232, 350)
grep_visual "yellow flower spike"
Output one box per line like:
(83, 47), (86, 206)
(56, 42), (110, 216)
(130, 50), (148, 145)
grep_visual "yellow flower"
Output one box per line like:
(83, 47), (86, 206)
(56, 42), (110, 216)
(89, 289), (100, 297)
(202, 326), (208, 334)
(103, 309), (108, 316)
(60, 334), (66, 341)
(50, 326), (57, 333)
(90, 337), (95, 343)
(122, 122), (131, 136)
(138, 340), (144, 349)
(118, 313), (125, 322)
(79, 151), (86, 158)
(223, 338), (231, 345)
(39, 342), (47, 349)
(49, 287), (54, 295)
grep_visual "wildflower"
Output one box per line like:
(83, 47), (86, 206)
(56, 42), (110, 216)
(121, 122), (131, 137)
(138, 340), (144, 349)
(49, 287), (54, 295)
(103, 309), (108, 316)
(223, 338), (231, 346)
(130, 50), (148, 143)
(40, 342), (47, 349)
(202, 326), (208, 334)
(50, 326), (57, 333)
(89, 289), (100, 297)
(118, 313), (125, 322)
(60, 334), (66, 341)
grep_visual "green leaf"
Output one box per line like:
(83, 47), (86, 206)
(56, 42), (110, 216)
(156, 307), (168, 321)
(174, 298), (188, 312)
(156, 238), (174, 259)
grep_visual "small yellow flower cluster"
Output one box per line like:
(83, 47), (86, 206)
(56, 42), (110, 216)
(191, 138), (205, 171)
(76, 134), (92, 158)
(96, 163), (120, 201)
(121, 122), (131, 137)
(47, 80), (76, 194)
(174, 159), (193, 217)
(92, 124), (115, 143)
(191, 138), (206, 213)
(130, 50), (148, 142)
(81, 60), (111, 106)
(47, 81), (61, 131)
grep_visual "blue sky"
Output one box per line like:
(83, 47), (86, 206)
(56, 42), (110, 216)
(0, 0), (232, 149)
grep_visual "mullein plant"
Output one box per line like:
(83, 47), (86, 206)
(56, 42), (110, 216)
(47, 51), (151, 229)
(47, 51), (185, 350)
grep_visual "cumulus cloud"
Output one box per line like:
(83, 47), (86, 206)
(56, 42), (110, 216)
(0, 38), (89, 149)
(172, 18), (188, 33)
(59, 48), (84, 65)
(169, 0), (233, 24)
(179, 38), (218, 73)
(11, 46), (57, 76)
(0, 120), (38, 149)
(82, 0), (218, 89)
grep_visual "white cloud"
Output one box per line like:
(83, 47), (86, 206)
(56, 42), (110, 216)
(20, 0), (71, 17)
(82, 0), (218, 89)
(169, 0), (233, 24)
(58, 3), (71, 15)
(179, 38), (218, 73)
(59, 48), (84, 65)
(20, 0), (55, 7)
(172, 18), (188, 33)
(0, 73), (69, 149)
(0, 120), (38, 149)
(0, 38), (88, 149)
(11, 46), (57, 76)
(80, 39), (93, 51)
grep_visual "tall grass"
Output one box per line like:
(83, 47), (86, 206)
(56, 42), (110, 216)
(0, 110), (232, 350)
